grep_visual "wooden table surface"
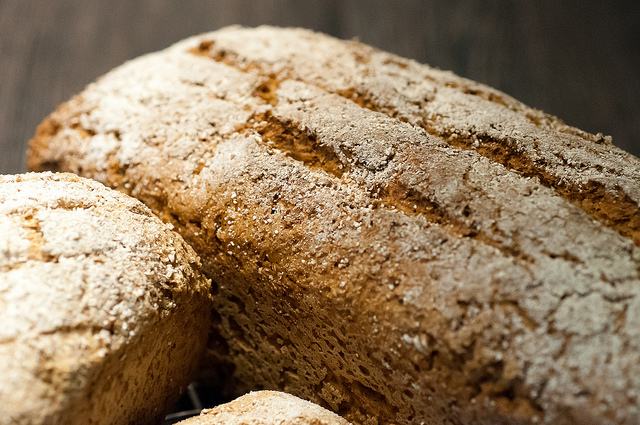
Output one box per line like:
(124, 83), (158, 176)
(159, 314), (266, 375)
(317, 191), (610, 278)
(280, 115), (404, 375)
(1, 0), (639, 175)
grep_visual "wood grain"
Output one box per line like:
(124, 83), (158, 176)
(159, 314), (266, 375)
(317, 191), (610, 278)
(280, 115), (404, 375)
(1, 0), (639, 175)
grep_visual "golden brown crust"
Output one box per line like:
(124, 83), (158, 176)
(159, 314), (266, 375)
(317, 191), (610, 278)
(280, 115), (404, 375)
(176, 391), (350, 425)
(28, 26), (640, 425)
(0, 173), (211, 425)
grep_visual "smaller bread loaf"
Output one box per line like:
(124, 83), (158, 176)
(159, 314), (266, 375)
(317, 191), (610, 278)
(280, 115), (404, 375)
(0, 173), (211, 425)
(176, 391), (351, 425)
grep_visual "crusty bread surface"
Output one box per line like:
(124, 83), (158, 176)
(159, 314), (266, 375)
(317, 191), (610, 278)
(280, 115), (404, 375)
(176, 391), (350, 425)
(28, 26), (640, 425)
(0, 172), (211, 425)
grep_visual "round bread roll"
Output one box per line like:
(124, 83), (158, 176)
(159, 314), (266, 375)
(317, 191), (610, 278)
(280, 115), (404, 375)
(0, 173), (211, 425)
(28, 26), (640, 424)
(176, 391), (350, 425)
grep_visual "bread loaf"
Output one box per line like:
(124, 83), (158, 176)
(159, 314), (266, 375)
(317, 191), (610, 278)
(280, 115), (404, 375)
(28, 26), (640, 425)
(175, 391), (350, 425)
(0, 173), (211, 425)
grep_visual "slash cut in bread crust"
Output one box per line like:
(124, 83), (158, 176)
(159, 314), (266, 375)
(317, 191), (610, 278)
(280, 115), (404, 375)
(29, 26), (640, 424)
(0, 173), (211, 425)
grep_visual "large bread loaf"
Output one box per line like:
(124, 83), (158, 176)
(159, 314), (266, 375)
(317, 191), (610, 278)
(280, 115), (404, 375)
(28, 26), (640, 425)
(0, 173), (211, 425)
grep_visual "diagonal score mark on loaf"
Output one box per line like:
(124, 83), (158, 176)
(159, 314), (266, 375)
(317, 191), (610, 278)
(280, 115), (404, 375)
(193, 27), (640, 249)
(249, 111), (348, 179)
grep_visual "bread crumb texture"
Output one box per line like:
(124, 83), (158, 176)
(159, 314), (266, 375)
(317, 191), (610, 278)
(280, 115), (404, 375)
(0, 172), (211, 425)
(28, 26), (640, 425)
(177, 391), (350, 425)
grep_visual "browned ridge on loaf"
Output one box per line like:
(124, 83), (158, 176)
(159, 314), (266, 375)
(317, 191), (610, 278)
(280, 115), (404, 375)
(28, 26), (640, 425)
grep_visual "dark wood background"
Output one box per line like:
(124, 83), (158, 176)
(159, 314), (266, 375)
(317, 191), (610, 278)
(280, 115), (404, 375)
(1, 0), (639, 175)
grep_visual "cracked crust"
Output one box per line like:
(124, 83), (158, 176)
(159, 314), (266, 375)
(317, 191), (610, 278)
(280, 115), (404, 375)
(28, 26), (640, 425)
(176, 391), (351, 425)
(0, 173), (211, 425)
